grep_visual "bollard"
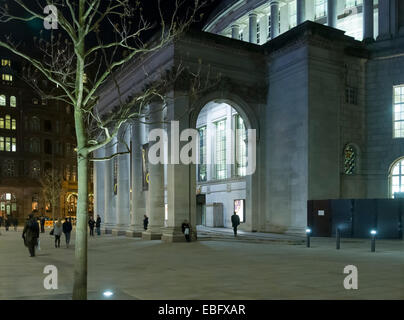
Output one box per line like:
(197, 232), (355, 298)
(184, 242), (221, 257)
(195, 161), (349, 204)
(370, 229), (377, 252)
(336, 227), (341, 250)
(306, 228), (311, 248)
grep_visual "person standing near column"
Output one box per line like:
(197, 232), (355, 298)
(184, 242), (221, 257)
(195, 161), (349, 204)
(231, 212), (241, 237)
(96, 215), (102, 236)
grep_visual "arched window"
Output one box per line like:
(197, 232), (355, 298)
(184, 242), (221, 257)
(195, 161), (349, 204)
(0, 193), (17, 216)
(30, 116), (40, 132)
(30, 138), (40, 153)
(30, 160), (41, 178)
(10, 96), (16, 107)
(390, 158), (404, 198)
(0, 95), (5, 106)
(2, 160), (15, 177)
(343, 144), (357, 175)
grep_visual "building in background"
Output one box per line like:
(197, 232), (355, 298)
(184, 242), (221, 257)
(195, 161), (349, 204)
(0, 54), (89, 223)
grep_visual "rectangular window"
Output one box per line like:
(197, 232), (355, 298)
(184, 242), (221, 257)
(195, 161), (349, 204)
(2, 74), (13, 82)
(345, 0), (363, 8)
(239, 31), (243, 41)
(345, 86), (358, 105)
(0, 95), (5, 106)
(5, 137), (11, 152)
(289, 0), (297, 29)
(5, 115), (10, 130)
(257, 20), (260, 44)
(235, 115), (247, 176)
(394, 85), (404, 138)
(12, 138), (16, 152)
(0, 137), (4, 151)
(198, 126), (207, 182)
(1, 59), (10, 67)
(11, 119), (16, 130)
(315, 0), (327, 19)
(0, 118), (3, 129)
(215, 119), (226, 180)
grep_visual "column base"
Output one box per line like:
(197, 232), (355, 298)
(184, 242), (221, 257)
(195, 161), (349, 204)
(112, 225), (128, 236)
(161, 227), (197, 242)
(101, 227), (113, 234)
(142, 230), (162, 240)
(125, 225), (144, 237)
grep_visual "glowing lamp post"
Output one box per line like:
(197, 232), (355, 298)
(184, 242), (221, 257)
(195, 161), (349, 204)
(306, 228), (311, 248)
(370, 229), (377, 252)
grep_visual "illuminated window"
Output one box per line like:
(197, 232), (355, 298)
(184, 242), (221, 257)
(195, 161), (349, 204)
(0, 137), (3, 151)
(5, 137), (11, 152)
(343, 144), (357, 175)
(1, 59), (11, 67)
(12, 138), (16, 152)
(198, 126), (207, 182)
(235, 115), (247, 176)
(315, 0), (327, 19)
(0, 95), (5, 106)
(390, 158), (404, 198)
(345, 0), (362, 8)
(394, 85), (404, 138)
(215, 119), (226, 180)
(289, 0), (297, 28)
(10, 96), (16, 107)
(0, 117), (3, 129)
(2, 74), (13, 82)
(5, 115), (10, 129)
(11, 119), (16, 130)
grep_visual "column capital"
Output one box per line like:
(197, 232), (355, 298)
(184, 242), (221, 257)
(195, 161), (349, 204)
(270, 0), (280, 6)
(248, 12), (257, 17)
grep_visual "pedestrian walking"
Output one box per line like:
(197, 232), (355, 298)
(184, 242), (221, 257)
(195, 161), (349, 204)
(231, 212), (241, 237)
(181, 220), (191, 242)
(4, 216), (10, 231)
(22, 212), (40, 257)
(62, 217), (73, 248)
(88, 216), (95, 237)
(143, 215), (149, 230)
(40, 216), (46, 233)
(53, 219), (63, 248)
(13, 216), (18, 231)
(95, 215), (101, 236)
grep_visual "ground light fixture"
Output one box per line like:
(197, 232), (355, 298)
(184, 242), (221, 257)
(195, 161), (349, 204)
(103, 290), (114, 298)
(305, 228), (311, 248)
(370, 229), (377, 252)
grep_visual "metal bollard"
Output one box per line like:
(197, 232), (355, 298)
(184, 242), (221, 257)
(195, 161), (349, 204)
(306, 228), (311, 248)
(370, 229), (377, 252)
(336, 227), (341, 250)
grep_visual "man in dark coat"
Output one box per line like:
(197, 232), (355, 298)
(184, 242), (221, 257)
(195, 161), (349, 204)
(13, 216), (18, 231)
(95, 215), (101, 236)
(231, 212), (241, 237)
(22, 213), (40, 257)
(143, 215), (149, 230)
(4, 216), (10, 231)
(62, 217), (73, 248)
(181, 220), (191, 242)
(40, 216), (46, 233)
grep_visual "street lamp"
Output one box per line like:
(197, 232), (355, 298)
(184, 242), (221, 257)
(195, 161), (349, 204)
(306, 228), (311, 248)
(103, 290), (114, 298)
(370, 229), (377, 252)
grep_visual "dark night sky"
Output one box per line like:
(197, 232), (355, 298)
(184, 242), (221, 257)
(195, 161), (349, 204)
(0, 0), (218, 54)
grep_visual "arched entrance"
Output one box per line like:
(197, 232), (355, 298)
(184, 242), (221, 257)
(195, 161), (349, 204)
(190, 94), (259, 234)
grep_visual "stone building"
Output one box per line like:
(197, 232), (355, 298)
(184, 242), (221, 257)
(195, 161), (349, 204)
(0, 54), (81, 222)
(93, 0), (404, 239)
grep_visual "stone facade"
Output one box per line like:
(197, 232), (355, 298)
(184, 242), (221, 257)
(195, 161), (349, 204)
(94, 3), (404, 238)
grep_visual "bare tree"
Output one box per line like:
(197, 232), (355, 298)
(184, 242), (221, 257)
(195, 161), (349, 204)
(0, 0), (208, 299)
(40, 169), (63, 222)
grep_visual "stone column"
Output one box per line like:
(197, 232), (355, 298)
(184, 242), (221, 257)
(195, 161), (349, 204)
(248, 13), (258, 43)
(231, 25), (240, 39)
(327, 0), (337, 28)
(112, 127), (131, 236)
(127, 121), (146, 237)
(363, 0), (374, 42)
(162, 94), (196, 242)
(103, 138), (117, 234)
(297, 0), (306, 25)
(93, 147), (105, 228)
(377, 0), (392, 40)
(270, 1), (280, 39)
(142, 103), (165, 240)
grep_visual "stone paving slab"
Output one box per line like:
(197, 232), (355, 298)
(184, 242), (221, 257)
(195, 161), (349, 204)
(1, 228), (403, 300)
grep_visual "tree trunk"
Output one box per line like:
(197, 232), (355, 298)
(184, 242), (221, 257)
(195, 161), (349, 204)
(72, 151), (89, 300)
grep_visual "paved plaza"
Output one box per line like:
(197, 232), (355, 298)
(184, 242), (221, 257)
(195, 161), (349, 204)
(0, 227), (403, 300)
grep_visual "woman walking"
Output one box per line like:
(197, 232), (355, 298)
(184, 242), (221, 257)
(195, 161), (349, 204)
(53, 218), (63, 248)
